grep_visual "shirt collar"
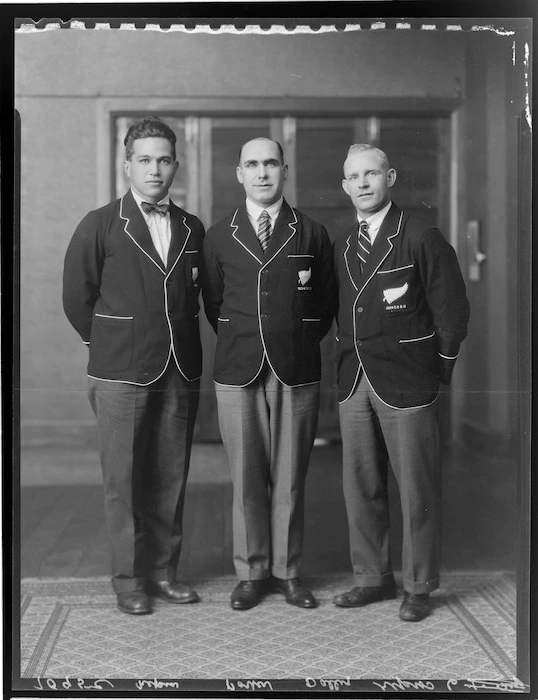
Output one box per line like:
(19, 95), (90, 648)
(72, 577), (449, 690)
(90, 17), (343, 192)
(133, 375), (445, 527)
(245, 196), (283, 222)
(131, 188), (171, 215)
(357, 200), (392, 231)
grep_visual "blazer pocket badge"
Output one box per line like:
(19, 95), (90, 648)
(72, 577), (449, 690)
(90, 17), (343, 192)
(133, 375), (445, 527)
(298, 268), (312, 286)
(383, 282), (408, 309)
(192, 267), (199, 283)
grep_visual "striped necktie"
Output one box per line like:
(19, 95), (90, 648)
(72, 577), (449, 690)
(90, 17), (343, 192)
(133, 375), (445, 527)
(357, 220), (371, 272)
(257, 210), (271, 252)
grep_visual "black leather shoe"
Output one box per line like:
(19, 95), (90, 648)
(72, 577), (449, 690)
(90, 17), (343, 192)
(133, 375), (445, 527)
(271, 577), (318, 608)
(146, 580), (199, 604)
(230, 580), (266, 610)
(399, 592), (430, 622)
(333, 582), (397, 608)
(117, 591), (151, 615)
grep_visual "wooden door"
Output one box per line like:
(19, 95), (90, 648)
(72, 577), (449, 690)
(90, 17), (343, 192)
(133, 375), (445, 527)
(112, 113), (451, 441)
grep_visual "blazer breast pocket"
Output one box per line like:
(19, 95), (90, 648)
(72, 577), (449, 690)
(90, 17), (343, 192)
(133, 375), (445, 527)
(376, 264), (415, 315)
(181, 250), (201, 316)
(184, 250), (200, 288)
(288, 254), (314, 292)
(90, 314), (133, 372)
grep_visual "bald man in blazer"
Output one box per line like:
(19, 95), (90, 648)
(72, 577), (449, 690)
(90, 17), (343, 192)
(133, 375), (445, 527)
(63, 116), (204, 615)
(202, 138), (337, 610)
(333, 144), (469, 622)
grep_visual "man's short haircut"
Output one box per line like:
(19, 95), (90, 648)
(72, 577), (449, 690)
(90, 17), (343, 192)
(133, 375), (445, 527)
(345, 144), (391, 172)
(238, 138), (285, 165)
(124, 116), (177, 160)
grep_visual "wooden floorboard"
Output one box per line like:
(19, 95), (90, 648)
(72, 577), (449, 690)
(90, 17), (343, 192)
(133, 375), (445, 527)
(39, 487), (104, 578)
(181, 483), (234, 578)
(21, 487), (93, 577)
(74, 519), (109, 578)
(19, 486), (67, 540)
(19, 443), (518, 581)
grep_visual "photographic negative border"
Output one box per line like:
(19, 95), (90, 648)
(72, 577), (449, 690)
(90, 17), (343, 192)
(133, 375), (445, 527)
(4, 2), (535, 697)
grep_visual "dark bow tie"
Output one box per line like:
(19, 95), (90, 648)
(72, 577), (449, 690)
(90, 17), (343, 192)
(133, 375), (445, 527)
(141, 201), (169, 217)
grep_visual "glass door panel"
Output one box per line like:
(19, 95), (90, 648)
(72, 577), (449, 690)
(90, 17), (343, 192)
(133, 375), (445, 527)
(379, 117), (447, 229)
(210, 118), (271, 225)
(295, 118), (355, 243)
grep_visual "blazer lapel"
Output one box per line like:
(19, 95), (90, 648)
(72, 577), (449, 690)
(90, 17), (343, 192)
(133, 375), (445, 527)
(230, 206), (264, 265)
(360, 203), (403, 282)
(343, 223), (361, 291)
(264, 200), (297, 260)
(120, 190), (166, 274)
(167, 202), (190, 272)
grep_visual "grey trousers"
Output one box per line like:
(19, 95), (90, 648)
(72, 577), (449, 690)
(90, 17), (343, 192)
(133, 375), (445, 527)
(88, 362), (199, 593)
(215, 362), (320, 581)
(339, 372), (441, 594)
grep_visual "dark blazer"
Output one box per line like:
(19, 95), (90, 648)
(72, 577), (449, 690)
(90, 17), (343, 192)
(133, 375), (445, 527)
(63, 189), (205, 384)
(334, 202), (470, 408)
(202, 200), (337, 387)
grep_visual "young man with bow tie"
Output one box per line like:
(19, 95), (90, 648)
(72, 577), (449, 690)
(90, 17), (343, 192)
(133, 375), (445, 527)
(333, 144), (470, 621)
(202, 138), (337, 611)
(63, 116), (204, 614)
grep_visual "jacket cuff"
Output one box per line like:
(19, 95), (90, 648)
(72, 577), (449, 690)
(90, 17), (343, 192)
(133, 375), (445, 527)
(438, 353), (457, 385)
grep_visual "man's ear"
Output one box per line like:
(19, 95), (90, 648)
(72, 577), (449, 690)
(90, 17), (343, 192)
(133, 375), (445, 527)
(124, 160), (131, 178)
(236, 166), (243, 184)
(342, 178), (350, 197)
(387, 168), (397, 187)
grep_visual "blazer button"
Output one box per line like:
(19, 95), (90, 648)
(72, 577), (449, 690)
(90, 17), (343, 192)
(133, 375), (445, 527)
(357, 306), (363, 312)
(356, 340), (363, 346)
(261, 291), (268, 296)
(261, 313), (267, 319)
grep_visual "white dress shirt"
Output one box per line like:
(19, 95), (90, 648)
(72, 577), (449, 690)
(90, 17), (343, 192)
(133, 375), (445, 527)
(132, 188), (171, 266)
(357, 200), (392, 245)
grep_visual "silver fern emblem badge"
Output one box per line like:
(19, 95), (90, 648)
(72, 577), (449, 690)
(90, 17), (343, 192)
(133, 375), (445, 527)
(383, 282), (408, 304)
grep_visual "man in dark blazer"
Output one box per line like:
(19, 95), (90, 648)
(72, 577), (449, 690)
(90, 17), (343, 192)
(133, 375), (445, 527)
(63, 116), (204, 615)
(202, 138), (337, 610)
(333, 144), (470, 621)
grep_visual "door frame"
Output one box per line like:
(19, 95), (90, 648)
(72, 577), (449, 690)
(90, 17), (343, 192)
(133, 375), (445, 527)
(97, 96), (461, 441)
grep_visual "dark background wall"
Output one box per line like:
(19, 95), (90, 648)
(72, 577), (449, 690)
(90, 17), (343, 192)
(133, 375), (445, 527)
(15, 24), (530, 467)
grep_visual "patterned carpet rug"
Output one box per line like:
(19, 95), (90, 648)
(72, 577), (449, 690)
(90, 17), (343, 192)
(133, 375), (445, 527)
(18, 573), (523, 693)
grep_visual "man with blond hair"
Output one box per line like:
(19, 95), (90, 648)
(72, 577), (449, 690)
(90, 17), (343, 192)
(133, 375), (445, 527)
(333, 143), (469, 621)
